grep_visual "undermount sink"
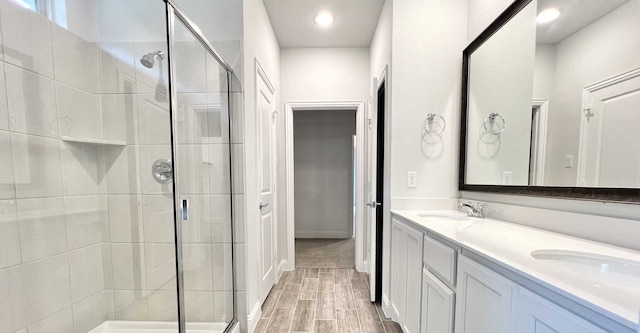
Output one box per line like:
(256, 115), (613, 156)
(416, 213), (470, 222)
(531, 249), (640, 288)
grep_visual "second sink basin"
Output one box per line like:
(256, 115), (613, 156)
(531, 249), (640, 289)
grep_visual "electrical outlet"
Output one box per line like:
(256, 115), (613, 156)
(502, 171), (513, 185)
(407, 172), (417, 188)
(564, 155), (574, 168)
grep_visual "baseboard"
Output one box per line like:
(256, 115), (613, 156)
(295, 231), (352, 238)
(229, 321), (240, 333)
(247, 301), (262, 333)
(358, 260), (368, 273)
(277, 259), (289, 280)
(382, 294), (393, 320)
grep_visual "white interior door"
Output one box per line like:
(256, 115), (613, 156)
(366, 87), (381, 301)
(579, 70), (640, 187)
(257, 65), (277, 303)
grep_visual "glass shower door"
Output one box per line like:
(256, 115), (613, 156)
(168, 8), (235, 332)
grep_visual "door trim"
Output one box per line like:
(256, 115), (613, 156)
(284, 101), (366, 271)
(530, 99), (548, 186)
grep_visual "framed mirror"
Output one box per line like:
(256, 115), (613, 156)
(460, 0), (640, 202)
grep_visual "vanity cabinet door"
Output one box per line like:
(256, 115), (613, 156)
(421, 268), (454, 333)
(455, 255), (515, 333)
(390, 217), (424, 333)
(404, 224), (424, 333)
(515, 288), (606, 333)
(390, 218), (407, 321)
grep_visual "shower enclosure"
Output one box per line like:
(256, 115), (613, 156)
(0, 0), (236, 332)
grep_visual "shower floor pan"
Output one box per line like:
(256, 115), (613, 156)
(89, 321), (230, 333)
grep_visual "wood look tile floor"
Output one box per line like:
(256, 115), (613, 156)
(257, 268), (401, 333)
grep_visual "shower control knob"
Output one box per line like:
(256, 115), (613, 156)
(152, 159), (173, 183)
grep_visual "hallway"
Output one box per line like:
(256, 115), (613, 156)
(295, 239), (356, 269)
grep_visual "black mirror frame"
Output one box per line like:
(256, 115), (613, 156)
(458, 0), (640, 203)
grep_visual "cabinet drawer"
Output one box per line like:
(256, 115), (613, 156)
(423, 235), (456, 286)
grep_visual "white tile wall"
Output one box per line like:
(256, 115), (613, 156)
(51, 24), (100, 93)
(107, 195), (143, 243)
(12, 134), (64, 198)
(5, 65), (58, 138)
(69, 244), (105, 302)
(105, 146), (140, 194)
(56, 83), (103, 140)
(113, 290), (148, 321)
(0, 200), (19, 269)
(65, 195), (109, 250)
(144, 243), (176, 291)
(110, 243), (146, 290)
(17, 197), (67, 262)
(141, 194), (174, 243)
(136, 94), (170, 145)
(0, 2), (241, 332)
(0, 132), (15, 199)
(27, 308), (74, 333)
(173, 41), (207, 94)
(0, 63), (9, 131)
(183, 244), (214, 291)
(99, 42), (136, 94)
(0, 1), (54, 78)
(72, 291), (111, 333)
(21, 254), (72, 323)
(102, 94), (137, 143)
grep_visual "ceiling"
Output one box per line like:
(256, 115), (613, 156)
(536, 0), (630, 44)
(263, 0), (385, 48)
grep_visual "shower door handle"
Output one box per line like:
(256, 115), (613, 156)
(181, 199), (189, 221)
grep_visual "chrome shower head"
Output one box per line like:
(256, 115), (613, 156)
(140, 51), (165, 68)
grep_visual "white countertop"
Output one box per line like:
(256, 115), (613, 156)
(392, 209), (640, 330)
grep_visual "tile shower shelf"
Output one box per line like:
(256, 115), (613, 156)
(61, 136), (126, 146)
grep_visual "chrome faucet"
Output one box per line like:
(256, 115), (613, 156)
(458, 202), (486, 218)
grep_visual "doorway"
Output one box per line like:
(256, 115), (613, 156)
(284, 102), (366, 271)
(293, 110), (357, 268)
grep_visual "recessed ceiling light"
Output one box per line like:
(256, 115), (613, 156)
(314, 12), (334, 26)
(536, 8), (560, 24)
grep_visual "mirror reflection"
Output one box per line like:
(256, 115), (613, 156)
(464, 0), (640, 188)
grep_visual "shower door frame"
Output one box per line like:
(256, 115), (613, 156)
(164, 1), (237, 332)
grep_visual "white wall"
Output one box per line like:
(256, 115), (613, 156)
(241, 0), (280, 331)
(532, 44), (556, 101)
(280, 47), (370, 102)
(277, 47), (370, 267)
(389, 0), (468, 206)
(465, 1), (537, 185)
(293, 111), (356, 238)
(378, 0), (468, 317)
(544, 0), (640, 186)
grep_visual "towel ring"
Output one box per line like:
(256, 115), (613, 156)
(423, 113), (446, 137)
(483, 112), (506, 135)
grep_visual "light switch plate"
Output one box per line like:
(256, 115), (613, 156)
(407, 172), (417, 188)
(564, 155), (574, 168)
(502, 171), (513, 185)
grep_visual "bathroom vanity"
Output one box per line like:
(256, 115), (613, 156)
(388, 211), (640, 333)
